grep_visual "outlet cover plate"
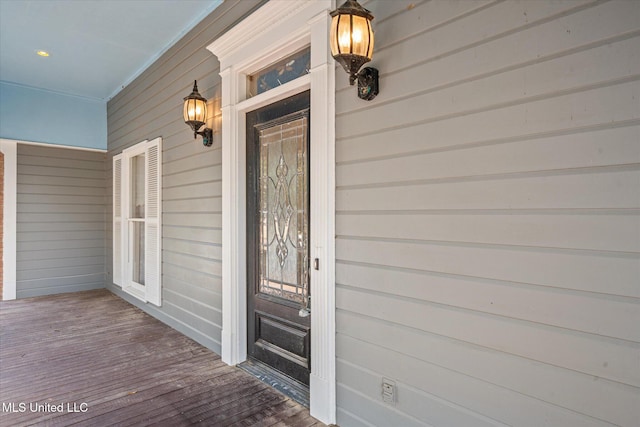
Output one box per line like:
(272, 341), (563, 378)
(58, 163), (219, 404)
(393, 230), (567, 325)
(382, 378), (396, 405)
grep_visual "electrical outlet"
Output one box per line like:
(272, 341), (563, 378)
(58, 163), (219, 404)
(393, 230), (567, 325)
(382, 378), (396, 405)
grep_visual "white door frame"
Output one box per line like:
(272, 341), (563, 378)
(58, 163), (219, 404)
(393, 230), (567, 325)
(0, 139), (17, 301)
(207, 1), (336, 423)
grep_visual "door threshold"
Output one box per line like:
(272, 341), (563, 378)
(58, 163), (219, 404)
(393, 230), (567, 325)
(238, 359), (309, 408)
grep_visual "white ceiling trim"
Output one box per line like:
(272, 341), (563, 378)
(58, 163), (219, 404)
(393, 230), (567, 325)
(0, 80), (105, 103)
(106, 1), (224, 101)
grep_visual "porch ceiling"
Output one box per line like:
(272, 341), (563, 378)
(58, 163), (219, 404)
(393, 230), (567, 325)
(0, 0), (222, 101)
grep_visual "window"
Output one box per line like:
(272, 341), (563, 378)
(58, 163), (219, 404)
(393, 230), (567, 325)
(246, 46), (311, 98)
(113, 137), (162, 305)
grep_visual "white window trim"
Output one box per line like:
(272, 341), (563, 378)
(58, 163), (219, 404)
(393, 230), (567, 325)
(207, 1), (336, 424)
(113, 137), (162, 306)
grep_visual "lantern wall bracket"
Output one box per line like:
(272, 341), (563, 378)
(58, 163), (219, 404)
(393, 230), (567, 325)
(194, 128), (213, 147)
(356, 66), (378, 101)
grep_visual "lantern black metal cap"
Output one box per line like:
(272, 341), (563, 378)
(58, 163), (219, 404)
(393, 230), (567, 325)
(184, 80), (207, 103)
(330, 0), (374, 21)
(184, 80), (213, 147)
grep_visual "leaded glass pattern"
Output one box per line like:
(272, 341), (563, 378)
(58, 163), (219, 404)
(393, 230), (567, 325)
(258, 116), (309, 303)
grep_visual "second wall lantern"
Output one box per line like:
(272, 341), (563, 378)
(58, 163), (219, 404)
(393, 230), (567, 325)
(330, 0), (378, 100)
(183, 80), (213, 147)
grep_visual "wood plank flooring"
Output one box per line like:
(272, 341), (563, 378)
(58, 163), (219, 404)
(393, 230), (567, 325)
(0, 290), (326, 427)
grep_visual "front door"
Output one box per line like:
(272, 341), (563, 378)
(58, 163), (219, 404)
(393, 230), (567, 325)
(246, 91), (311, 386)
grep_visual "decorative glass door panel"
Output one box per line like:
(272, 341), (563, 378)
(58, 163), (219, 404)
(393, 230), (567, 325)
(258, 117), (308, 305)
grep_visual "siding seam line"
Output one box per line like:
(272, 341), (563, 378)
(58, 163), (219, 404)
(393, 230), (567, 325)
(339, 29), (640, 117)
(335, 208), (640, 215)
(336, 163), (640, 190)
(162, 299), (222, 330)
(336, 283), (640, 345)
(336, 380), (435, 427)
(355, 0), (604, 88)
(163, 288), (221, 314)
(337, 74), (640, 141)
(337, 119), (640, 165)
(337, 356), (508, 427)
(336, 234), (640, 257)
(334, 259), (640, 303)
(336, 333), (627, 426)
(335, 311), (639, 389)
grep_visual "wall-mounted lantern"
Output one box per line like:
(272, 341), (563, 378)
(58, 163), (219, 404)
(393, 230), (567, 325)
(329, 0), (378, 100)
(183, 80), (213, 147)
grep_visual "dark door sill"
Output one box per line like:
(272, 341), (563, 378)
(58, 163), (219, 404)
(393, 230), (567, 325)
(239, 358), (310, 408)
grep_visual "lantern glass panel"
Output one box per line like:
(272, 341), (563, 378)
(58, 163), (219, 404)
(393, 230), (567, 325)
(330, 14), (348, 55)
(330, 14), (373, 60)
(351, 15), (373, 59)
(183, 98), (207, 124)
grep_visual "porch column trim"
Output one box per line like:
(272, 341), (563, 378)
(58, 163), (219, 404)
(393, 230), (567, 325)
(0, 139), (17, 301)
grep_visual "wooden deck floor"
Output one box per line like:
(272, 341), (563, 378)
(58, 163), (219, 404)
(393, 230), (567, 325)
(0, 290), (326, 427)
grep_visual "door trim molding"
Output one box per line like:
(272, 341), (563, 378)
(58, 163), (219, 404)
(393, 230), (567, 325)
(207, 1), (336, 423)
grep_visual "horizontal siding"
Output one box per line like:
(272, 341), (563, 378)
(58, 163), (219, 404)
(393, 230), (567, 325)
(16, 144), (106, 298)
(335, 1), (640, 427)
(105, 0), (266, 353)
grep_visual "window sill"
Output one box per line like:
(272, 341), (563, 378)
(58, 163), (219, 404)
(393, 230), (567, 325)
(123, 285), (146, 303)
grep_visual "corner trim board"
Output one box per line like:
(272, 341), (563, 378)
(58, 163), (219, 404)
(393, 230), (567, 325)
(0, 139), (17, 301)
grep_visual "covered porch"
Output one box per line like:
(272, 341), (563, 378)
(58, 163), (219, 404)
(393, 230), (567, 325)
(0, 289), (325, 427)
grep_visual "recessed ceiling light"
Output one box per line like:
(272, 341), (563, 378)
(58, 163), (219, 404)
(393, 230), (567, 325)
(36, 50), (50, 57)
